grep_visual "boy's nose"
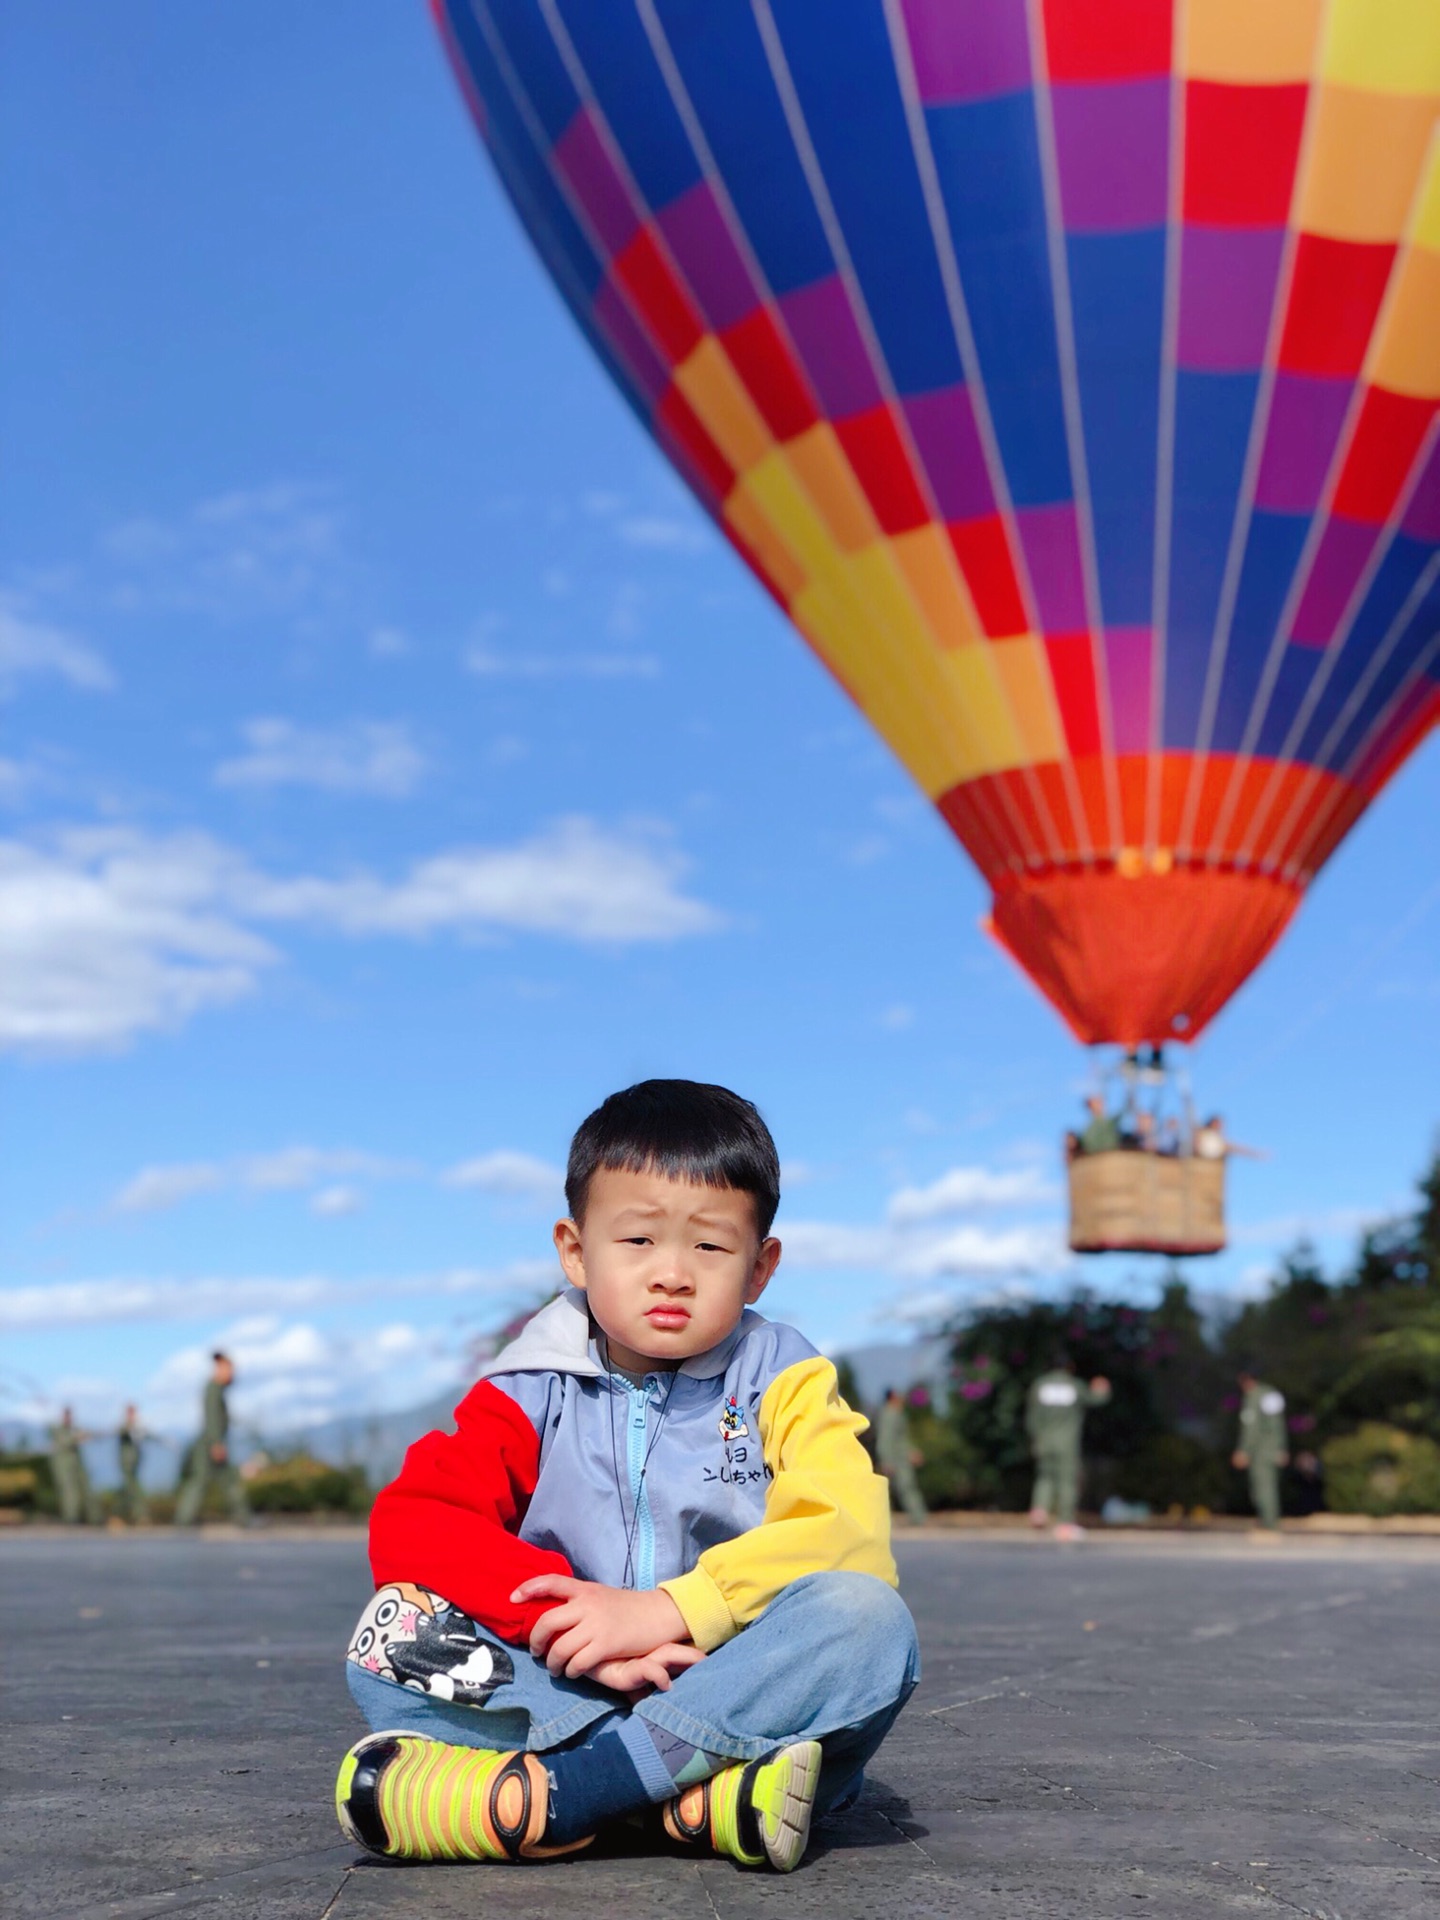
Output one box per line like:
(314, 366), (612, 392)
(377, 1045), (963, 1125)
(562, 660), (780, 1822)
(651, 1265), (694, 1294)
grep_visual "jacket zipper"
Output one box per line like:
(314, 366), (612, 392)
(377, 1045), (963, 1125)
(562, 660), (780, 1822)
(625, 1378), (656, 1589)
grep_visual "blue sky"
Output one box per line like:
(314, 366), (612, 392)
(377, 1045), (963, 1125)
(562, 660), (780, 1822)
(3, 3), (1438, 1447)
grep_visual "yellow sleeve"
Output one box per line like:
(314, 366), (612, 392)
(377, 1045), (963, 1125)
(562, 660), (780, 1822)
(660, 1355), (897, 1651)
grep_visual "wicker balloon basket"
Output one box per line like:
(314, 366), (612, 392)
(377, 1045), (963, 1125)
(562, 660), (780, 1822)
(1068, 1153), (1226, 1256)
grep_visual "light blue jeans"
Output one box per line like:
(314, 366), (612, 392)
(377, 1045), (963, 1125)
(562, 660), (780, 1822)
(346, 1571), (919, 1816)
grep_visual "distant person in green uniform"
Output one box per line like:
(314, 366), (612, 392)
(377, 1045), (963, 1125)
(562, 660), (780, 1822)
(1026, 1356), (1111, 1542)
(175, 1353), (249, 1526)
(1076, 1094), (1121, 1156)
(875, 1387), (928, 1525)
(1232, 1370), (1288, 1531)
(116, 1404), (158, 1524)
(48, 1407), (98, 1524)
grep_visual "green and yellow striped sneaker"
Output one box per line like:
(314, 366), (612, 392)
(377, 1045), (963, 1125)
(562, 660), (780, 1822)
(660, 1739), (822, 1872)
(335, 1730), (593, 1863)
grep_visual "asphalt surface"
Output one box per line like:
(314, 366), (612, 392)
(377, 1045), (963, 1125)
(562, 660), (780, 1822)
(4, 1528), (1439, 1919)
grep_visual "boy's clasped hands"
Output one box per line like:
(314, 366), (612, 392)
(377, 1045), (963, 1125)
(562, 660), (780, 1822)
(512, 1573), (705, 1696)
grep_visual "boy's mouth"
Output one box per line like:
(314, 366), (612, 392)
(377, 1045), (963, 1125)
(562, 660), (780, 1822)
(644, 1305), (691, 1328)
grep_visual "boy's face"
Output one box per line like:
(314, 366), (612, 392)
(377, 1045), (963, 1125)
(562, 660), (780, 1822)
(553, 1164), (780, 1374)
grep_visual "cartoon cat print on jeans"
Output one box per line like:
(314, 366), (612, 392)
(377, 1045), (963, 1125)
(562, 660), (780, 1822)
(347, 1582), (515, 1704)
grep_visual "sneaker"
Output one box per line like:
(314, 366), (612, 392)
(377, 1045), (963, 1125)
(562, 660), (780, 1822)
(1052, 1521), (1085, 1543)
(661, 1739), (821, 1872)
(335, 1730), (592, 1863)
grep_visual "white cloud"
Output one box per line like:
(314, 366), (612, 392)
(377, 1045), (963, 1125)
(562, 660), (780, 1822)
(883, 1287), (970, 1327)
(605, 580), (645, 640)
(0, 1259), (558, 1332)
(114, 1146), (415, 1213)
(0, 757), (38, 803)
(901, 1222), (1065, 1279)
(143, 1314), (464, 1431)
(779, 1217), (1065, 1281)
(3, 1275), (339, 1329)
(116, 1163), (226, 1213)
(0, 819), (722, 1054)
(1233, 1261), (1278, 1300)
(242, 1146), (407, 1192)
(848, 835), (890, 866)
(776, 1158), (1069, 1307)
(310, 1184), (363, 1217)
(103, 482), (345, 623)
(0, 828), (278, 1053)
(215, 718), (426, 797)
(1230, 1205), (1389, 1247)
(442, 1150), (563, 1199)
(616, 514), (710, 554)
(369, 626), (410, 658)
(463, 646), (658, 680)
(879, 1003), (914, 1031)
(887, 1165), (1058, 1225)
(0, 595), (115, 695)
(1, 1322), (461, 1434)
(242, 818), (721, 944)
(873, 792), (924, 826)
(778, 1223), (891, 1269)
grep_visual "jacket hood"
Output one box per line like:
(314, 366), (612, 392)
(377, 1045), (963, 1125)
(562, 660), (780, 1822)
(477, 1286), (766, 1382)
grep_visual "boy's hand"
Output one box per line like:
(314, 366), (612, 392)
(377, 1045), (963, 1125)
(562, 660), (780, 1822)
(511, 1575), (690, 1679)
(588, 1642), (707, 1698)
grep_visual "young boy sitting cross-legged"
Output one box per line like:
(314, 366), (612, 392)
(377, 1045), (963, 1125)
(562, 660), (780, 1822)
(336, 1079), (918, 1872)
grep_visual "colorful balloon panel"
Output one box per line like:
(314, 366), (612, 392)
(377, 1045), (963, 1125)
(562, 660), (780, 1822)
(433, 0), (1440, 1044)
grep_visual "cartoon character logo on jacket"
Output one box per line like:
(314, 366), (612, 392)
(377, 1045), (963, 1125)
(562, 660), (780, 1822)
(346, 1582), (515, 1703)
(718, 1393), (748, 1443)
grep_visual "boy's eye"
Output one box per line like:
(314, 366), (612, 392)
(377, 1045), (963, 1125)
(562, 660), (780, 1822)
(697, 1241), (730, 1253)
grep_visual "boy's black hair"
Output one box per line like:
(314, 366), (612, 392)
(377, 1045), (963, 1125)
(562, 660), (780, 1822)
(565, 1079), (781, 1236)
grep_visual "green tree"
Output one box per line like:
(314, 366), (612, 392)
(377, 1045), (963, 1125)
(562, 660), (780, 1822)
(947, 1292), (1181, 1510)
(936, 1141), (1440, 1517)
(1218, 1241), (1339, 1441)
(832, 1356), (865, 1415)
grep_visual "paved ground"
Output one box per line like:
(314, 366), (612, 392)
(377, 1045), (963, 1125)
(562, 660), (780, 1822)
(4, 1529), (1439, 1919)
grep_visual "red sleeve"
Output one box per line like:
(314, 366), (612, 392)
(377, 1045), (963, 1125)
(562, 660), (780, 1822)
(368, 1379), (572, 1643)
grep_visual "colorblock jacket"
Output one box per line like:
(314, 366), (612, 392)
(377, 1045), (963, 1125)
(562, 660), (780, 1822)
(369, 1289), (896, 1652)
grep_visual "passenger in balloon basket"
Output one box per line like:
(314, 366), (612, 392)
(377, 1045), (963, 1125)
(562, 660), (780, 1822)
(1195, 1114), (1264, 1163)
(334, 1080), (917, 1873)
(1071, 1092), (1122, 1157)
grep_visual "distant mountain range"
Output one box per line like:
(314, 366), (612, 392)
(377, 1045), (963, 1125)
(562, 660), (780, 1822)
(832, 1337), (952, 1409)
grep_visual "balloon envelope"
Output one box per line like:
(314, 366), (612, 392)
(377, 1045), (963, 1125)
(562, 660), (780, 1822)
(433, 0), (1440, 1044)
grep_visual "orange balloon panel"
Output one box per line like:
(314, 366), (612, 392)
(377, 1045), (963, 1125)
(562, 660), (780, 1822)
(434, 0), (1440, 1043)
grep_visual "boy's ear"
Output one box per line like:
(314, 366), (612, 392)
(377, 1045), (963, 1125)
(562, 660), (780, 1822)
(553, 1218), (588, 1291)
(744, 1235), (782, 1305)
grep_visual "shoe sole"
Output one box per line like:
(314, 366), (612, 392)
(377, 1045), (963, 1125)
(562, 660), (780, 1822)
(754, 1739), (822, 1873)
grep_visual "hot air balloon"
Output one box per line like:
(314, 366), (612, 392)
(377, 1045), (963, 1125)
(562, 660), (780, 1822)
(431, 0), (1440, 1246)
